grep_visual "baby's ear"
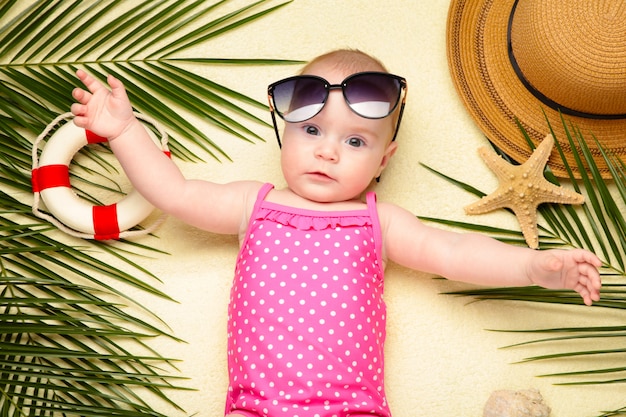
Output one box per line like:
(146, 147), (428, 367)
(375, 141), (398, 180)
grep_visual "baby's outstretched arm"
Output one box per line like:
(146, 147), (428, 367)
(380, 203), (602, 305)
(71, 70), (260, 234)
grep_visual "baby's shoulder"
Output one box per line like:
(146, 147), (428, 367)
(375, 201), (428, 235)
(236, 180), (267, 204)
(375, 200), (415, 220)
(220, 180), (266, 205)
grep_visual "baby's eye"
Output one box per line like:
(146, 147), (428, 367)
(305, 125), (320, 136)
(346, 137), (365, 147)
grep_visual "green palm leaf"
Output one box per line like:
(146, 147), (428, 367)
(1, 0), (299, 415)
(422, 115), (626, 416)
(2, 0), (300, 162)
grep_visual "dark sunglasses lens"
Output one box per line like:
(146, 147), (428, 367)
(344, 74), (401, 118)
(272, 77), (327, 122)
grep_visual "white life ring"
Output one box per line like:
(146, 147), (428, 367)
(32, 113), (170, 240)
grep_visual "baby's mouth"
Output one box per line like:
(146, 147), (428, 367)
(308, 171), (333, 181)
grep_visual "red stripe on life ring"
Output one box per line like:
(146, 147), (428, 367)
(32, 165), (71, 192)
(93, 204), (120, 240)
(86, 130), (107, 144)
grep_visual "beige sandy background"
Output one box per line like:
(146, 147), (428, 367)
(36, 1), (624, 416)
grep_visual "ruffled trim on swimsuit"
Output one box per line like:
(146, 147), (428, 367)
(255, 205), (372, 231)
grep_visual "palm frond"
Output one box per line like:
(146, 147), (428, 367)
(0, 189), (190, 415)
(421, 115), (626, 416)
(1, 1), (299, 415)
(1, 0), (301, 162)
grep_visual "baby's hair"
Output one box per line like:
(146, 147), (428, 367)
(300, 49), (389, 75)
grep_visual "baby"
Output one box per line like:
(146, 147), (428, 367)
(70, 49), (601, 417)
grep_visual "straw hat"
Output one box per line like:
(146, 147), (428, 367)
(447, 0), (626, 178)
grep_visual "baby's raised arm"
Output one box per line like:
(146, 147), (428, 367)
(380, 203), (602, 305)
(71, 70), (260, 234)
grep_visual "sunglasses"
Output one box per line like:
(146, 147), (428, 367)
(268, 72), (407, 147)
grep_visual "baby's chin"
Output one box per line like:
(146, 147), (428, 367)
(292, 188), (365, 206)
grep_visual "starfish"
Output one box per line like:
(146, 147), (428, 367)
(464, 134), (584, 249)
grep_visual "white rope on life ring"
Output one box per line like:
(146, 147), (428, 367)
(32, 112), (170, 240)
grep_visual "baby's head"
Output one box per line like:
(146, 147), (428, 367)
(268, 49), (407, 203)
(300, 49), (389, 76)
(269, 49), (406, 145)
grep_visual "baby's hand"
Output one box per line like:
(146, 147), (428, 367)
(530, 249), (602, 306)
(71, 70), (136, 140)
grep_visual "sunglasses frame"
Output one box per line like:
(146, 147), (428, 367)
(268, 72), (407, 147)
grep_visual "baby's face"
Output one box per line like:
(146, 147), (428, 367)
(280, 63), (398, 203)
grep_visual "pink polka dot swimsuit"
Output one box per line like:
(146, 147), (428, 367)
(226, 184), (390, 417)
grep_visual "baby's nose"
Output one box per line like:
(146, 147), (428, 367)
(315, 138), (339, 161)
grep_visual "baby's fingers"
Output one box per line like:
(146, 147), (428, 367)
(75, 69), (107, 93)
(573, 248), (602, 268)
(70, 103), (88, 128)
(577, 266), (601, 306)
(72, 87), (91, 104)
(579, 261), (602, 290)
(106, 75), (131, 106)
(585, 274), (602, 303)
(574, 283), (592, 306)
(577, 285), (595, 306)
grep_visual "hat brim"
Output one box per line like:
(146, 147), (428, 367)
(447, 0), (626, 178)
